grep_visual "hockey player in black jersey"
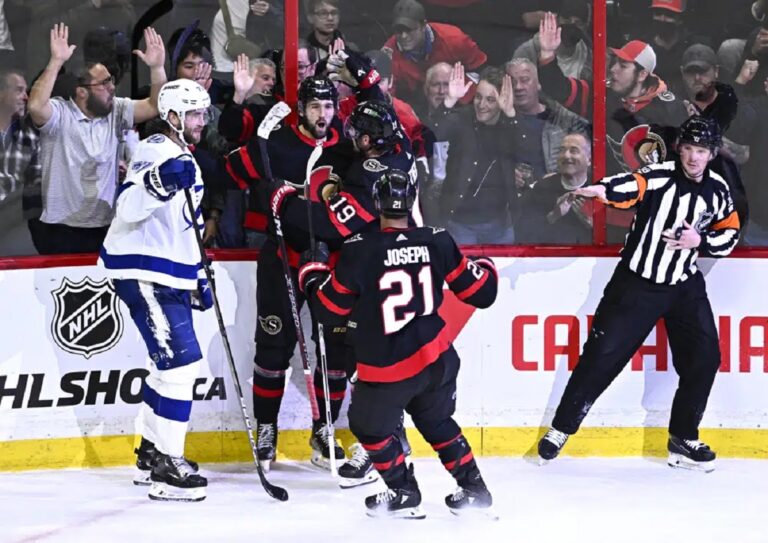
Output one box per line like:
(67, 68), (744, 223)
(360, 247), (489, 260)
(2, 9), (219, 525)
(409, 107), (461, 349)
(538, 116), (740, 472)
(298, 170), (498, 519)
(223, 52), (391, 472)
(269, 99), (417, 486)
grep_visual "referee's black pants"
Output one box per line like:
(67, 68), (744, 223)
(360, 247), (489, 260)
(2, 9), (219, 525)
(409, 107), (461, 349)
(552, 264), (721, 441)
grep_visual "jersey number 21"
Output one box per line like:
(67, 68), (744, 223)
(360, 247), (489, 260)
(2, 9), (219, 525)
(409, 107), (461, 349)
(379, 266), (434, 335)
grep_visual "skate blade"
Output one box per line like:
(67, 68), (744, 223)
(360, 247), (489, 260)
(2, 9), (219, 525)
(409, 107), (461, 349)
(667, 453), (715, 473)
(366, 505), (426, 520)
(449, 505), (500, 521)
(537, 456), (550, 466)
(148, 482), (206, 502)
(310, 451), (344, 471)
(259, 459), (273, 473)
(133, 469), (151, 486)
(338, 471), (379, 489)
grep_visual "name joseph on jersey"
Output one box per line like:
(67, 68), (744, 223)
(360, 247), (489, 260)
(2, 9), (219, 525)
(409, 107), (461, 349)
(383, 246), (431, 266)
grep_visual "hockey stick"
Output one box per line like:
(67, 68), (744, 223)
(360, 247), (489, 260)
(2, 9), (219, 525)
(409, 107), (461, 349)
(317, 322), (338, 476)
(257, 102), (320, 421)
(183, 186), (288, 502)
(303, 142), (339, 476)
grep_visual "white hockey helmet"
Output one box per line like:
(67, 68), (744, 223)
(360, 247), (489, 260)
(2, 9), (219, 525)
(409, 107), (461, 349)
(158, 79), (210, 143)
(158, 78), (211, 120)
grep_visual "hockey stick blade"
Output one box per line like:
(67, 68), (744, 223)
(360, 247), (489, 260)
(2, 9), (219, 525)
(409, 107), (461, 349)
(257, 101), (291, 140)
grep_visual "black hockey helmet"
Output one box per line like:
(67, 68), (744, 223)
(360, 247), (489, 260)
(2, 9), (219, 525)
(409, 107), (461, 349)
(298, 76), (338, 111)
(678, 115), (721, 150)
(373, 169), (416, 218)
(344, 100), (399, 148)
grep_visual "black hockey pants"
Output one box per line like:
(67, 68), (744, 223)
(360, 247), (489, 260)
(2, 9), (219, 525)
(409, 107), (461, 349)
(552, 264), (721, 441)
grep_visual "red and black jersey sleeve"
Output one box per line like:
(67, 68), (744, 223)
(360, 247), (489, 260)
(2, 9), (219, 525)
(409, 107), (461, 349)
(438, 230), (498, 308)
(312, 247), (360, 326)
(218, 102), (273, 145)
(224, 138), (265, 190)
(281, 188), (377, 245)
(538, 56), (591, 118)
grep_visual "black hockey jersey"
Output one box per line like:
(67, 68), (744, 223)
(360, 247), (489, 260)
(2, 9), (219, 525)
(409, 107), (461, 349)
(310, 226), (498, 383)
(225, 123), (355, 240)
(280, 143), (419, 251)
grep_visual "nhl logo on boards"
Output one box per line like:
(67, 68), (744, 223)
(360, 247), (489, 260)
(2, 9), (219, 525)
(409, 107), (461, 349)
(51, 277), (124, 359)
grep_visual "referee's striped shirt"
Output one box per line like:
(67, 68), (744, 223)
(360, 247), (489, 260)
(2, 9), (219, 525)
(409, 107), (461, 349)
(599, 160), (740, 285)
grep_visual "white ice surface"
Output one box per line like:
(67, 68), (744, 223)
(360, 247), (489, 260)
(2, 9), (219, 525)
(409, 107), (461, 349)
(1, 457), (764, 543)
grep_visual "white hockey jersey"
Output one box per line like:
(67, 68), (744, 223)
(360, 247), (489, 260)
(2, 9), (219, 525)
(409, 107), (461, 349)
(98, 134), (205, 290)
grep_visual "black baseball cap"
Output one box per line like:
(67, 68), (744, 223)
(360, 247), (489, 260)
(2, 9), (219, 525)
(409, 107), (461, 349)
(682, 44), (717, 71)
(393, 0), (426, 31)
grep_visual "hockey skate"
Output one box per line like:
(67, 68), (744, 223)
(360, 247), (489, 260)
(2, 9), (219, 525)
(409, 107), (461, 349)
(445, 475), (498, 520)
(365, 465), (424, 519)
(538, 428), (570, 464)
(667, 435), (716, 473)
(133, 437), (199, 486)
(309, 420), (344, 471)
(257, 422), (278, 472)
(149, 453), (207, 502)
(338, 443), (379, 489)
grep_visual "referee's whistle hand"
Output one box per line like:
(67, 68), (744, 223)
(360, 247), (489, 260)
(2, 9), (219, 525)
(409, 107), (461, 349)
(662, 220), (701, 250)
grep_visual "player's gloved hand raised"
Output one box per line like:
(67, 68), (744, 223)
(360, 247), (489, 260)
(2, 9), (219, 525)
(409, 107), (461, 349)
(344, 49), (381, 89)
(191, 278), (214, 311)
(145, 157), (196, 200)
(298, 242), (331, 294)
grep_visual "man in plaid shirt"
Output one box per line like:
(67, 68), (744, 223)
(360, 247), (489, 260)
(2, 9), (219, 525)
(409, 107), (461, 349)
(0, 67), (42, 253)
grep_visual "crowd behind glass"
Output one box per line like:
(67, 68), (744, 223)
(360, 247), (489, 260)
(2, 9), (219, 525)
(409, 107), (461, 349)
(0, 0), (765, 256)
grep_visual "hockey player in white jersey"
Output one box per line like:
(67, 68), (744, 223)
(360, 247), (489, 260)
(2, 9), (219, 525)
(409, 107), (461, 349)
(99, 79), (211, 502)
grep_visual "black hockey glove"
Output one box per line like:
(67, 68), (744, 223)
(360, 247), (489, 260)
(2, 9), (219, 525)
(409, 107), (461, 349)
(346, 49), (381, 89)
(298, 242), (331, 295)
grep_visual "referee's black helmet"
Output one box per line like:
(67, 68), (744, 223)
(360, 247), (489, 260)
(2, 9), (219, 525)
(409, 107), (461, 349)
(678, 115), (721, 150)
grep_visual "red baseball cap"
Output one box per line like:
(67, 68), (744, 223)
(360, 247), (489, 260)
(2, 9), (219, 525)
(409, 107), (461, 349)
(610, 40), (657, 73)
(651, 0), (686, 13)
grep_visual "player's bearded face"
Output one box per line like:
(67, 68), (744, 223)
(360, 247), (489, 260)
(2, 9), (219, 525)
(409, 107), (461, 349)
(301, 99), (336, 139)
(182, 109), (207, 144)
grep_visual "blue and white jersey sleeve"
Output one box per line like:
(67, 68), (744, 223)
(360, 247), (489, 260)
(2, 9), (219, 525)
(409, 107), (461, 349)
(99, 134), (205, 290)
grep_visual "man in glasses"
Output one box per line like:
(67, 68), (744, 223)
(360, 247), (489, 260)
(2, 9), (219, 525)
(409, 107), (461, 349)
(305, 0), (357, 63)
(27, 23), (167, 255)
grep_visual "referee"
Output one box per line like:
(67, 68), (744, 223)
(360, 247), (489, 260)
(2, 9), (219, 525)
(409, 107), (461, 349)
(538, 116), (740, 472)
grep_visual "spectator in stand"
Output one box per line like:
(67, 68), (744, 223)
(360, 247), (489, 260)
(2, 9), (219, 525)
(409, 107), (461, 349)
(305, 0), (357, 62)
(268, 40), (317, 100)
(503, 58), (590, 184)
(677, 43), (749, 166)
(0, 66), (42, 255)
(738, 4), (768, 97)
(221, 55), (276, 249)
(381, 0), (487, 110)
(536, 13), (688, 175)
(635, 0), (711, 90)
(211, 0), (284, 78)
(26, 24), (167, 255)
(0, 68), (38, 204)
(536, 13), (688, 240)
(516, 131), (592, 244)
(418, 61), (451, 221)
(431, 65), (518, 244)
(514, 0), (592, 80)
(738, 80), (768, 245)
(421, 61), (452, 120)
